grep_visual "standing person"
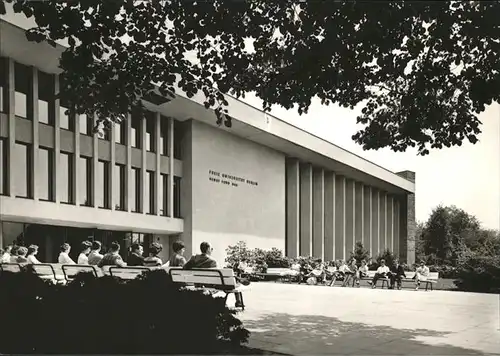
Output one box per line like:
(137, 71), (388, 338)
(166, 241), (187, 267)
(1, 245), (12, 263)
(98, 241), (126, 267)
(368, 259), (390, 289)
(87, 241), (104, 266)
(26, 245), (41, 264)
(184, 242), (217, 269)
(58, 243), (75, 264)
(389, 259), (406, 290)
(77, 241), (92, 265)
(414, 260), (430, 291)
(144, 242), (163, 267)
(127, 243), (144, 266)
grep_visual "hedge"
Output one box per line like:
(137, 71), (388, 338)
(0, 269), (249, 354)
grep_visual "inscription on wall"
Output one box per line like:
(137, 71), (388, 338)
(208, 170), (258, 188)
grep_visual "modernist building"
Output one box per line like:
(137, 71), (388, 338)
(0, 18), (416, 265)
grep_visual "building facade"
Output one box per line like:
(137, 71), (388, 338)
(0, 19), (416, 266)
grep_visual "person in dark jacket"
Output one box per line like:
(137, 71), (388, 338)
(389, 259), (406, 289)
(127, 243), (144, 266)
(184, 242), (217, 269)
(98, 242), (126, 267)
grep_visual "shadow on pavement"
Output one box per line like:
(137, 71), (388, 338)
(243, 313), (493, 355)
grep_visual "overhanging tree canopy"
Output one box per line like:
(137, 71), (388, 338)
(1, 0), (499, 155)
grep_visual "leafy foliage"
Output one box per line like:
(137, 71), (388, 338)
(2, 1), (499, 154)
(349, 242), (370, 265)
(0, 269), (249, 354)
(454, 255), (500, 293)
(369, 249), (398, 270)
(225, 242), (289, 270)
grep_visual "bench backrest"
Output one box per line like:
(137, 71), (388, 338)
(266, 268), (291, 275)
(62, 264), (100, 280)
(30, 264), (56, 279)
(168, 268), (237, 288)
(108, 266), (152, 280)
(0, 263), (22, 273)
(428, 272), (439, 280)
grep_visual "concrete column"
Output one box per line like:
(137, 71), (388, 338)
(286, 158), (300, 258)
(312, 168), (324, 260)
(91, 114), (98, 208)
(141, 115), (147, 214)
(167, 117), (174, 217)
(363, 185), (371, 254)
(324, 171), (335, 261)
(0, 221), (3, 250)
(387, 195), (393, 252)
(334, 175), (345, 260)
(54, 74), (61, 204)
(355, 182), (363, 245)
(299, 163), (313, 257)
(379, 191), (387, 252)
(110, 117), (116, 211)
(74, 113), (80, 204)
(394, 199), (400, 258)
(6, 58), (14, 197)
(371, 188), (379, 256)
(31, 67), (39, 201)
(180, 121), (193, 256)
(155, 112), (161, 215)
(345, 179), (355, 257)
(397, 171), (416, 265)
(125, 112), (132, 212)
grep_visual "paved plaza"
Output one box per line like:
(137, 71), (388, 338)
(236, 282), (500, 355)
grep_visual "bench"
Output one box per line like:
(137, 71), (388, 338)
(62, 264), (102, 281)
(0, 263), (23, 273)
(107, 266), (152, 280)
(29, 264), (66, 284)
(401, 271), (439, 291)
(167, 268), (247, 310)
(255, 267), (295, 282)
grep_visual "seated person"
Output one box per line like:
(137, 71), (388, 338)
(329, 260), (347, 286)
(165, 240), (187, 268)
(144, 242), (163, 267)
(87, 241), (104, 266)
(26, 245), (41, 264)
(308, 259), (325, 284)
(98, 242), (126, 268)
(127, 243), (144, 266)
(58, 243), (75, 264)
(77, 241), (92, 265)
(14, 246), (29, 264)
(414, 260), (430, 290)
(388, 259), (406, 289)
(184, 242), (217, 269)
(368, 259), (390, 288)
(342, 259), (358, 287)
(1, 245), (12, 263)
(354, 260), (369, 286)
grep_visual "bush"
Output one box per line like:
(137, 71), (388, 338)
(225, 242), (290, 270)
(0, 269), (249, 354)
(453, 255), (500, 293)
(264, 248), (290, 268)
(349, 242), (370, 266)
(367, 249), (397, 270)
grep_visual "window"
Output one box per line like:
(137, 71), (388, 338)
(113, 164), (125, 210)
(79, 114), (92, 135)
(131, 113), (142, 148)
(59, 152), (73, 203)
(96, 160), (110, 209)
(145, 111), (156, 152)
(37, 147), (54, 201)
(38, 71), (53, 125)
(13, 142), (32, 198)
(114, 121), (126, 145)
(159, 173), (167, 216)
(159, 116), (168, 155)
(173, 176), (181, 218)
(173, 120), (182, 159)
(145, 170), (155, 214)
(59, 97), (73, 131)
(131, 167), (141, 213)
(78, 156), (92, 206)
(14, 62), (31, 119)
(0, 57), (7, 114)
(0, 139), (7, 195)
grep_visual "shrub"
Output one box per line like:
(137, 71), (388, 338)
(0, 269), (249, 354)
(367, 249), (398, 270)
(225, 241), (254, 268)
(264, 248), (290, 268)
(349, 242), (370, 266)
(453, 255), (500, 293)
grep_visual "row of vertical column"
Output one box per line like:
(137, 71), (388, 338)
(285, 158), (403, 262)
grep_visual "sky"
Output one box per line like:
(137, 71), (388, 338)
(241, 94), (500, 230)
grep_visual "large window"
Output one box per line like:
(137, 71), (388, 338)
(59, 97), (73, 131)
(96, 160), (110, 209)
(159, 116), (168, 155)
(173, 120), (182, 159)
(173, 176), (181, 218)
(145, 170), (155, 214)
(0, 139), (7, 195)
(0, 57), (7, 113)
(38, 147), (54, 201)
(13, 142), (32, 198)
(59, 152), (73, 203)
(131, 167), (141, 213)
(113, 164), (125, 210)
(145, 111), (156, 152)
(131, 113), (142, 149)
(78, 156), (92, 206)
(79, 114), (92, 135)
(159, 173), (167, 216)
(38, 70), (53, 125)
(114, 121), (126, 145)
(15, 62), (31, 119)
